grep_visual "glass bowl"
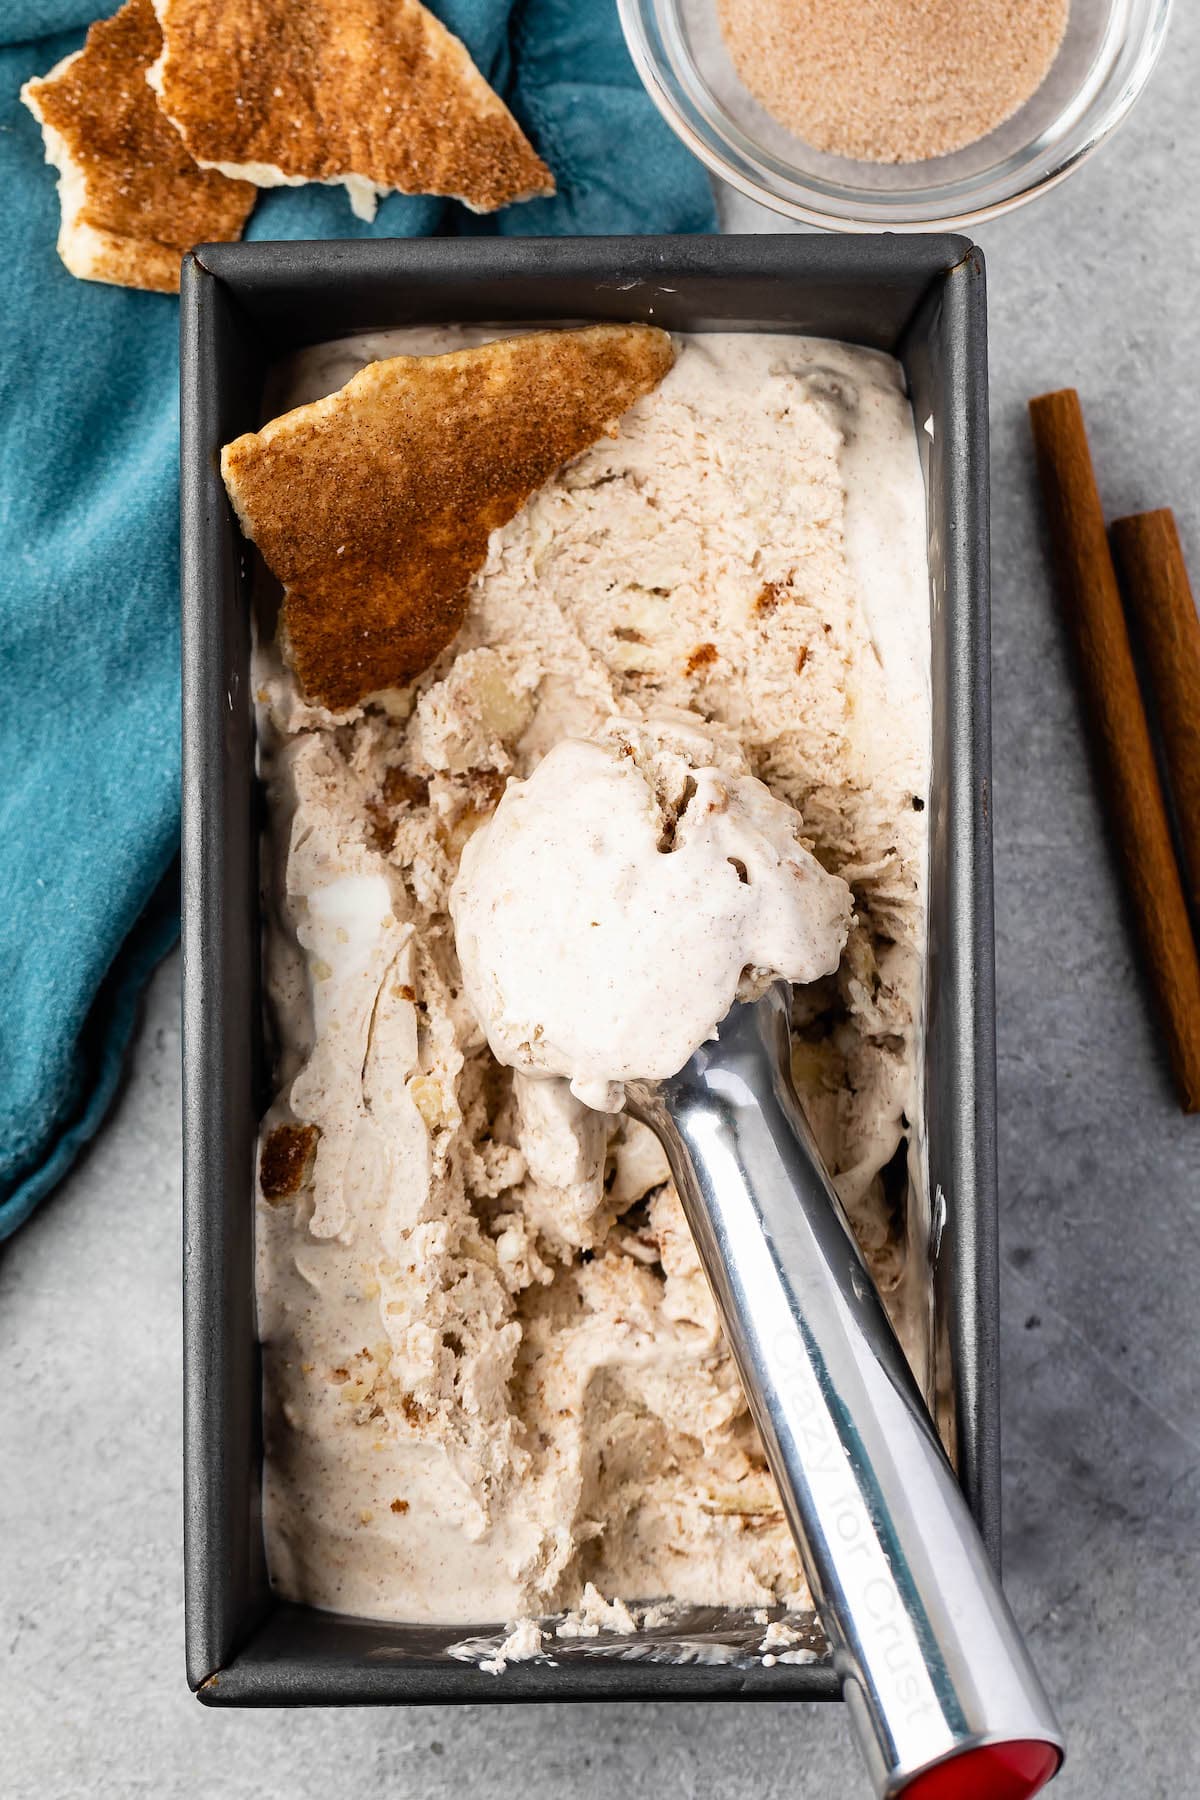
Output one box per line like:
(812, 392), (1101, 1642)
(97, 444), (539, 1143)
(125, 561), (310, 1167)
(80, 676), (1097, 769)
(618, 0), (1174, 230)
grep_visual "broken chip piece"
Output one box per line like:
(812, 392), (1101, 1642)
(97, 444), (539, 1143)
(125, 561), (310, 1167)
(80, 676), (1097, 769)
(147, 0), (555, 221)
(220, 326), (676, 713)
(259, 1121), (321, 1201)
(21, 0), (255, 294)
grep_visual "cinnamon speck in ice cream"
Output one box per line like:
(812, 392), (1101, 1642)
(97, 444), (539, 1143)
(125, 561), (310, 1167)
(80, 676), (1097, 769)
(251, 327), (931, 1628)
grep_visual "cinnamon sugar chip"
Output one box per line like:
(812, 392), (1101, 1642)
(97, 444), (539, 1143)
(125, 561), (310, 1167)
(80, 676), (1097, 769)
(260, 1122), (320, 1201)
(148, 0), (554, 220)
(221, 326), (675, 713)
(382, 767), (429, 808)
(685, 642), (719, 675)
(21, 0), (254, 294)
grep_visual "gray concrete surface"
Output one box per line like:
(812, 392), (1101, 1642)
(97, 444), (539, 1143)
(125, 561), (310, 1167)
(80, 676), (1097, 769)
(3, 11), (1199, 1795)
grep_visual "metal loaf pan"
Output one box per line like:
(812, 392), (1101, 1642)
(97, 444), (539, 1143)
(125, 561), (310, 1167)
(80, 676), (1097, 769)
(180, 234), (992, 1706)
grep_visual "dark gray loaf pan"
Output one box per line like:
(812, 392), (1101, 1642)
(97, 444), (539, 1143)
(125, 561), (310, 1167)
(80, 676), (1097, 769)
(180, 233), (992, 1706)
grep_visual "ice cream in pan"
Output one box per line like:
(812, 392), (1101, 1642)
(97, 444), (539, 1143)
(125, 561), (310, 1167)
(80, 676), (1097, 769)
(227, 324), (1061, 1793)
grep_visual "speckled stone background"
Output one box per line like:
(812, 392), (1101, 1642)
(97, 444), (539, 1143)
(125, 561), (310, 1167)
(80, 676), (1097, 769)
(3, 12), (1198, 1797)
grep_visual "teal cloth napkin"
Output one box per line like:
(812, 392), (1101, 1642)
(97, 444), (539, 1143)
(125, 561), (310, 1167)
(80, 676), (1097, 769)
(0, 0), (716, 1240)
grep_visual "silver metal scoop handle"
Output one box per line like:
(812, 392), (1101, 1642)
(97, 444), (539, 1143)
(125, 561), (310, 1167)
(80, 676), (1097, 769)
(628, 985), (1063, 1800)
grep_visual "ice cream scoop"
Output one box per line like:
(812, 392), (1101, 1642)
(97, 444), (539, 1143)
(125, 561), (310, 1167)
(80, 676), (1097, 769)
(449, 728), (853, 1111)
(450, 732), (1064, 1798)
(628, 987), (1063, 1800)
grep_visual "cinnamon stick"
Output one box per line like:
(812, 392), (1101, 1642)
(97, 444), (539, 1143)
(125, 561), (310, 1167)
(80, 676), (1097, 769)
(1111, 508), (1200, 919)
(1029, 389), (1200, 1113)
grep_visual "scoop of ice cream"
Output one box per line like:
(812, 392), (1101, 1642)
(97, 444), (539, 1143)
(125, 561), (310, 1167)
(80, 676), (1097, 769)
(449, 733), (852, 1110)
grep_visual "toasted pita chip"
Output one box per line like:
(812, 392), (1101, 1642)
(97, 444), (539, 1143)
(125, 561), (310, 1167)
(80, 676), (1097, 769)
(21, 0), (255, 295)
(222, 326), (675, 713)
(148, 0), (554, 222)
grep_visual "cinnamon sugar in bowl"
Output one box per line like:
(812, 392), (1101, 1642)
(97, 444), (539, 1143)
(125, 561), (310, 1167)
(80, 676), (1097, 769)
(618, 0), (1173, 229)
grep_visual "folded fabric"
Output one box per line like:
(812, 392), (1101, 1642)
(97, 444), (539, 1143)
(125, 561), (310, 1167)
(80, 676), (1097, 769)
(0, 0), (716, 1241)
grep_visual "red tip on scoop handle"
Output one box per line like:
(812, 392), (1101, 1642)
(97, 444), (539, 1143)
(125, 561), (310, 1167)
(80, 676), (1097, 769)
(897, 1740), (1062, 1800)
